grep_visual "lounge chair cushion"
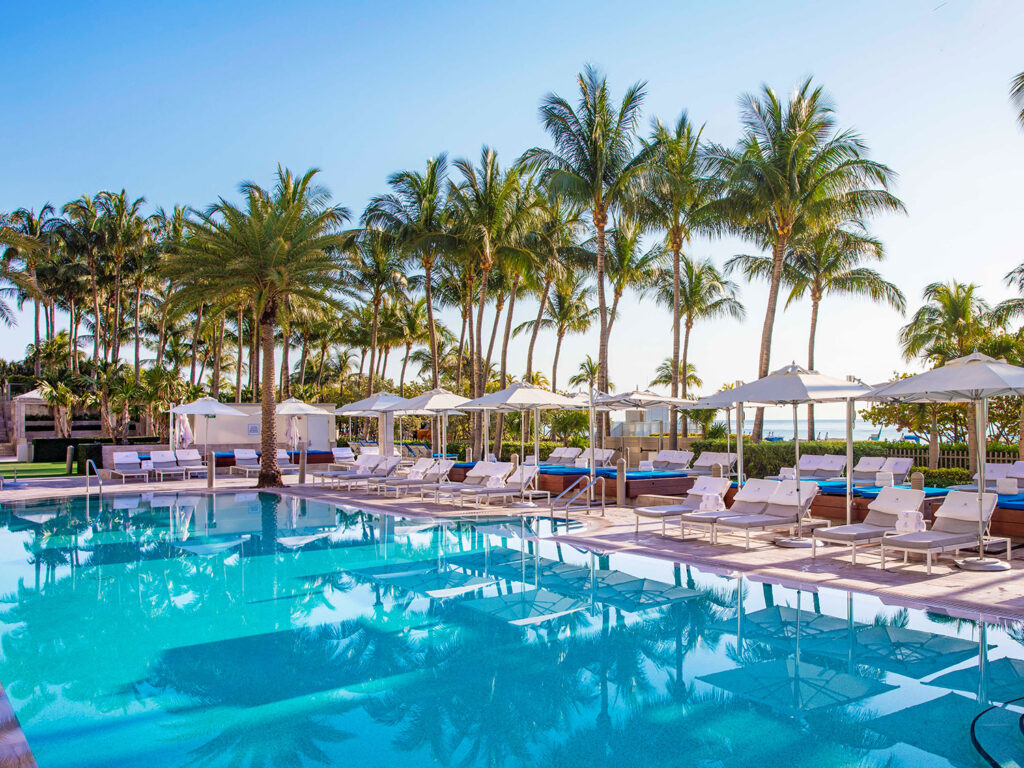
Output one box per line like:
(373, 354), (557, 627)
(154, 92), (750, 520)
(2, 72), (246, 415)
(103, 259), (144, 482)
(635, 504), (694, 518)
(717, 512), (799, 529)
(814, 523), (889, 543)
(867, 487), (925, 516)
(882, 531), (977, 550)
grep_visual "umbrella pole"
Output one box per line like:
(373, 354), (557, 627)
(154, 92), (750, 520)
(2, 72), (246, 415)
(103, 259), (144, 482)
(958, 397), (1009, 570)
(846, 391), (855, 526)
(776, 402), (811, 547)
(737, 403), (744, 485)
(725, 407), (731, 474)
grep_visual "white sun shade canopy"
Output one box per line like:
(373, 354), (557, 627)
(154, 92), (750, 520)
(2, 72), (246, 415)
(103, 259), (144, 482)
(335, 392), (408, 415)
(695, 363), (871, 408)
(461, 381), (580, 412)
(170, 397), (246, 416)
(595, 389), (697, 410)
(379, 388), (470, 414)
(276, 397), (331, 416)
(866, 352), (1024, 402)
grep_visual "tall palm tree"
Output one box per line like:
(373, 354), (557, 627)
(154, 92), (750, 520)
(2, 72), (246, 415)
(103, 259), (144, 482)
(4, 205), (61, 374)
(711, 79), (904, 440)
(900, 281), (992, 472)
(568, 354), (607, 391)
(603, 217), (665, 341)
(729, 225), (902, 437)
(522, 65), (648, 401)
(635, 112), (717, 445)
(164, 166), (348, 487)
(345, 230), (408, 397)
(363, 154), (451, 387)
(393, 297), (430, 396)
(61, 195), (106, 364)
(653, 255), (743, 436)
(1012, 70), (1024, 129)
(515, 273), (597, 391)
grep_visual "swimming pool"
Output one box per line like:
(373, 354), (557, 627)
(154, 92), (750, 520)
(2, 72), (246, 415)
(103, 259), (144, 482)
(0, 491), (1021, 767)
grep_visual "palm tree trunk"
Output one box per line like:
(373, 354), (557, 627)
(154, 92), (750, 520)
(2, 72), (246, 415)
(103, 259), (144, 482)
(423, 259), (440, 387)
(188, 305), (204, 386)
(316, 345), (328, 391)
(929, 407), (939, 469)
(475, 266), (490, 400)
(670, 238), (681, 449)
(111, 266), (122, 363)
(751, 237), (788, 442)
(495, 280), (518, 457)
(231, 306), (243, 400)
(525, 277), (552, 379)
(366, 299), (381, 397)
(682, 319), (692, 438)
(807, 296), (820, 440)
(250, 305), (259, 399)
(485, 295), (504, 379)
(32, 295), (40, 377)
(456, 310), (468, 392)
(156, 305), (168, 370)
(211, 312), (225, 397)
(552, 332), (565, 392)
(133, 282), (143, 382)
(257, 307), (282, 488)
(399, 343), (411, 396)
(1018, 402), (1024, 461)
(279, 321), (290, 400)
(468, 289), (480, 456)
(298, 340), (309, 387)
(89, 261), (101, 365)
(595, 209), (610, 436)
(966, 401), (978, 476)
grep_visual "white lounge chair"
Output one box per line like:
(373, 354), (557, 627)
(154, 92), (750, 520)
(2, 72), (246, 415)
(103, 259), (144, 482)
(150, 450), (186, 481)
(714, 480), (820, 550)
(880, 490), (1006, 574)
(812, 486), (926, 564)
(275, 449), (300, 474)
(649, 449), (694, 471)
(847, 456), (886, 485)
(679, 478), (781, 543)
(577, 448), (615, 468)
(421, 461), (513, 503)
(810, 454), (847, 479)
(110, 452), (148, 483)
(175, 448), (207, 478)
(312, 454), (383, 486)
(768, 454), (823, 480)
(688, 451), (736, 476)
(632, 476), (732, 535)
(228, 449), (260, 476)
(878, 457), (913, 486)
(379, 459), (455, 497)
(329, 446), (356, 469)
(369, 457), (435, 493)
(546, 447), (583, 466)
(335, 457), (402, 490)
(462, 464), (546, 507)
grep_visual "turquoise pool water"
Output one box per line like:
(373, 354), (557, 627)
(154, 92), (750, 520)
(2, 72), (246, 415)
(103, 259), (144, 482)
(0, 491), (1021, 767)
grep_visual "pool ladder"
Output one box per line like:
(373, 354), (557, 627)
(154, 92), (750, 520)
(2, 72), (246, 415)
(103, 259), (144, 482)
(549, 475), (607, 523)
(85, 459), (103, 499)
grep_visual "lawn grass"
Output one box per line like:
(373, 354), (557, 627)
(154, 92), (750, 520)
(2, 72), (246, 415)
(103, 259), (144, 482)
(0, 461), (71, 479)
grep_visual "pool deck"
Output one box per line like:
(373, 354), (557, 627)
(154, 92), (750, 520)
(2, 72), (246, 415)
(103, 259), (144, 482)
(2, 474), (1023, 623)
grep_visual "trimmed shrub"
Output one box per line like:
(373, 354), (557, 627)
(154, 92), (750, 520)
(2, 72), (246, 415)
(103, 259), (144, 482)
(689, 439), (888, 479)
(914, 466), (972, 488)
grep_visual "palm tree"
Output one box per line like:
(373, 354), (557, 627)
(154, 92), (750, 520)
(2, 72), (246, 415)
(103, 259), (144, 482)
(711, 79), (904, 440)
(900, 281), (992, 472)
(522, 65), (648, 401)
(729, 225), (902, 437)
(603, 217), (665, 341)
(4, 205), (61, 374)
(515, 273), (597, 391)
(164, 166), (348, 487)
(653, 255), (744, 436)
(568, 354), (605, 391)
(364, 154), (451, 387)
(650, 359), (702, 391)
(345, 230), (408, 397)
(1012, 70), (1024, 129)
(61, 195), (106, 364)
(635, 112), (717, 445)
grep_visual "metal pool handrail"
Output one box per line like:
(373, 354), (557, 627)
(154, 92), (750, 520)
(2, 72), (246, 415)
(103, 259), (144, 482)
(85, 459), (103, 498)
(550, 474), (607, 522)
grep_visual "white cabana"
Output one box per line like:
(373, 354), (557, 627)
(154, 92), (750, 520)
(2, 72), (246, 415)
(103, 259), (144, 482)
(696, 364), (871, 547)
(596, 388), (697, 453)
(866, 351), (1024, 571)
(277, 397), (331, 451)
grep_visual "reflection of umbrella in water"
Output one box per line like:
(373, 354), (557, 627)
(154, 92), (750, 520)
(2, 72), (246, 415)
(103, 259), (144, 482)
(698, 658), (895, 717)
(929, 657), (1024, 704)
(382, 570), (496, 599)
(461, 588), (586, 626)
(713, 605), (850, 646)
(276, 532), (333, 550)
(173, 538), (245, 557)
(868, 692), (987, 768)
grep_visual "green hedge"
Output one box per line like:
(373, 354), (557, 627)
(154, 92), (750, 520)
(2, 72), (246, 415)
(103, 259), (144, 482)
(34, 436), (161, 463)
(689, 439), (888, 479)
(914, 466), (973, 488)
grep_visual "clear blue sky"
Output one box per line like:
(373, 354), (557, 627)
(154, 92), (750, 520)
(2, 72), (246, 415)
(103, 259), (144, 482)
(3, 0), (1023, 419)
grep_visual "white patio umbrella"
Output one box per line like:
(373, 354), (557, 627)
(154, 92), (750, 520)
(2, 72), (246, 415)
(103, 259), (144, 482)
(380, 388), (469, 457)
(277, 397), (329, 451)
(336, 392), (407, 453)
(169, 397), (246, 453)
(595, 389), (696, 453)
(463, 382), (580, 504)
(866, 351), (1024, 571)
(695, 364), (871, 547)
